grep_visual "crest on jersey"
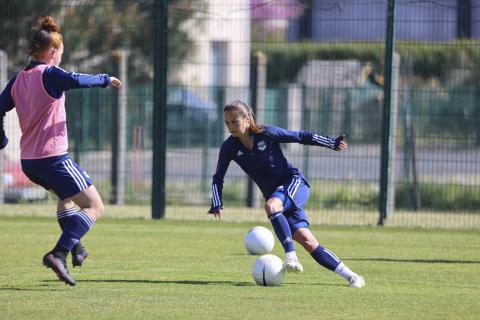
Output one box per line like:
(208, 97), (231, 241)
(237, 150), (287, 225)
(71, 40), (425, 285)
(257, 140), (266, 151)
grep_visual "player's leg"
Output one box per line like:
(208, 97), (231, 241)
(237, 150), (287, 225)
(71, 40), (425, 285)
(286, 177), (365, 288)
(44, 185), (103, 286)
(276, 175), (313, 272)
(56, 198), (76, 230)
(36, 155), (101, 286)
(265, 186), (302, 272)
(21, 158), (77, 285)
(293, 228), (365, 288)
(55, 185), (103, 259)
(43, 197), (79, 285)
(49, 155), (103, 254)
(56, 198), (89, 267)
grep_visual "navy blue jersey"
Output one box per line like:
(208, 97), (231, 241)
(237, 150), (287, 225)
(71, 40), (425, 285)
(210, 125), (338, 210)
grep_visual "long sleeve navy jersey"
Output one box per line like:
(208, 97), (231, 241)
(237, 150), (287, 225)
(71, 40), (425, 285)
(210, 125), (338, 210)
(0, 61), (111, 144)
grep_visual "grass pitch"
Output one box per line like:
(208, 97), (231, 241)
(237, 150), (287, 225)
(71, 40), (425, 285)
(0, 214), (479, 319)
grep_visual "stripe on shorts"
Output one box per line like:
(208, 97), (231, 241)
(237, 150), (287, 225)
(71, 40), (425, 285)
(62, 159), (87, 190)
(287, 176), (302, 199)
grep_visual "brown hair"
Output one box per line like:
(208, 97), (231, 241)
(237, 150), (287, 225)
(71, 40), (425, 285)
(27, 16), (63, 59)
(223, 100), (264, 134)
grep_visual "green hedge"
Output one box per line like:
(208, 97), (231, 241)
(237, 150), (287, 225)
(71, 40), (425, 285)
(252, 40), (480, 85)
(395, 183), (480, 211)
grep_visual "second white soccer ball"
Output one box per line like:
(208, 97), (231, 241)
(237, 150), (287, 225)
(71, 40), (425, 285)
(252, 254), (285, 286)
(243, 226), (275, 255)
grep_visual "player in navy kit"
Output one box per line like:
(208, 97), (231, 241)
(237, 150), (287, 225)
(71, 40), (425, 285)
(208, 100), (365, 288)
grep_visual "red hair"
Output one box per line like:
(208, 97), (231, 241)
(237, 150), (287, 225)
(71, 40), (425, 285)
(27, 16), (63, 59)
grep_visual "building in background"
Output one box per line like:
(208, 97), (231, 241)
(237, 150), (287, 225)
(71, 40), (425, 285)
(174, 0), (251, 105)
(288, 0), (479, 42)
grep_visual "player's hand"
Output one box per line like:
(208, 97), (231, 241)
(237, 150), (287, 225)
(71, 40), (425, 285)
(208, 206), (223, 219)
(334, 134), (347, 151)
(109, 77), (122, 87)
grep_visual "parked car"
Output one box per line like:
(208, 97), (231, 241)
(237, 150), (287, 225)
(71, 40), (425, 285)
(167, 87), (221, 148)
(3, 157), (48, 202)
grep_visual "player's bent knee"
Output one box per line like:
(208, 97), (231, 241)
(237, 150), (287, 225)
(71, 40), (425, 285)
(264, 205), (284, 216)
(60, 199), (74, 207)
(264, 199), (284, 216)
(93, 201), (105, 220)
(82, 200), (104, 221)
(302, 239), (319, 252)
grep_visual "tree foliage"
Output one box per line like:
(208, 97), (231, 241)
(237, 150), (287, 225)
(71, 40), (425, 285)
(0, 0), (60, 70)
(0, 0), (206, 84)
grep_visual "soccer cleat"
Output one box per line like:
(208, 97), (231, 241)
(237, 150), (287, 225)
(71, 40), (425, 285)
(71, 243), (88, 267)
(348, 274), (365, 288)
(285, 258), (304, 273)
(42, 253), (76, 286)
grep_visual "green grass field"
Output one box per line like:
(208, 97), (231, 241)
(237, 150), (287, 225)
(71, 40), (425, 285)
(1, 212), (479, 319)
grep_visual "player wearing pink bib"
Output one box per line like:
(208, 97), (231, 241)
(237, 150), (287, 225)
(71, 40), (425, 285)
(0, 16), (122, 286)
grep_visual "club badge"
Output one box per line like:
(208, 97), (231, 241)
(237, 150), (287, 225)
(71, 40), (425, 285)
(257, 140), (266, 151)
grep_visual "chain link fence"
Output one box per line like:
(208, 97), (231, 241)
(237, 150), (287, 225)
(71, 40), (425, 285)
(0, 0), (479, 228)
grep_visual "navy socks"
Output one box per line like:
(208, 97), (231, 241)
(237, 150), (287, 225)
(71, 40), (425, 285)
(56, 207), (77, 230)
(57, 210), (94, 252)
(268, 211), (295, 253)
(310, 245), (341, 271)
(57, 207), (85, 253)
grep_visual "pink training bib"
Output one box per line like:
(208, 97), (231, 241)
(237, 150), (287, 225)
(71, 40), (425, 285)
(11, 64), (68, 159)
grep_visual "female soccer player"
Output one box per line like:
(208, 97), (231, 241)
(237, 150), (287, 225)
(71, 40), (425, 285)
(208, 100), (365, 288)
(0, 16), (122, 286)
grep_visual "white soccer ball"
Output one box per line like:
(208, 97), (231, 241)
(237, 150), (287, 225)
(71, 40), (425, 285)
(243, 226), (275, 255)
(252, 254), (285, 286)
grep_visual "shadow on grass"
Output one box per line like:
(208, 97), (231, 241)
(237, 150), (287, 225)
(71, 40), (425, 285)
(2, 280), (342, 290)
(72, 279), (341, 288)
(56, 279), (254, 286)
(346, 257), (480, 264)
(0, 286), (65, 292)
(1, 280), (253, 289)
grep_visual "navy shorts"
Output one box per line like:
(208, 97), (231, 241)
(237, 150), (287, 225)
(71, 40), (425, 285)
(269, 175), (310, 234)
(21, 154), (93, 200)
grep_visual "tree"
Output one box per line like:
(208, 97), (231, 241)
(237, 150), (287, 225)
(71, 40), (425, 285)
(0, 0), (61, 70)
(61, 0), (207, 83)
(0, 0), (206, 84)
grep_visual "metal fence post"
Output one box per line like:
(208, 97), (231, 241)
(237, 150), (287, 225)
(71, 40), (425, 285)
(0, 50), (6, 204)
(247, 51), (267, 208)
(379, 0), (397, 225)
(152, 0), (168, 219)
(110, 49), (129, 205)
